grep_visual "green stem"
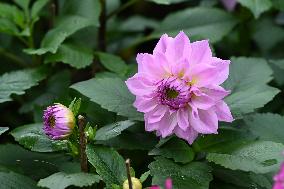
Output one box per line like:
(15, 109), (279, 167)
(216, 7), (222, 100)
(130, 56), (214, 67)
(78, 115), (88, 173)
(107, 0), (139, 19)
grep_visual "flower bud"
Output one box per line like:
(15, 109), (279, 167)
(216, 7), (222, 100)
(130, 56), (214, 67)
(43, 103), (75, 140)
(123, 177), (142, 189)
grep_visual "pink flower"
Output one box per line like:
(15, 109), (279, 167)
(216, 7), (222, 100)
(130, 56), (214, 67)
(220, 0), (237, 11)
(273, 163), (284, 189)
(150, 178), (172, 189)
(126, 31), (233, 144)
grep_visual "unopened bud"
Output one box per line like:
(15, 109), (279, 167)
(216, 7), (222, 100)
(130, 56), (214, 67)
(123, 177), (142, 189)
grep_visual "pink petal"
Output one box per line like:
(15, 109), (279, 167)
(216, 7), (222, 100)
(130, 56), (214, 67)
(153, 34), (173, 55)
(214, 101), (234, 122)
(220, 0), (237, 11)
(174, 126), (199, 144)
(204, 85), (230, 101)
(150, 186), (160, 189)
(165, 178), (172, 189)
(147, 105), (168, 123)
(177, 108), (189, 131)
(189, 64), (217, 87)
(191, 94), (215, 110)
(125, 73), (155, 96)
(210, 57), (230, 85)
(158, 112), (177, 138)
(136, 53), (166, 80)
(171, 59), (190, 78)
(165, 31), (191, 64)
(189, 40), (212, 66)
(189, 107), (218, 134)
(134, 97), (157, 113)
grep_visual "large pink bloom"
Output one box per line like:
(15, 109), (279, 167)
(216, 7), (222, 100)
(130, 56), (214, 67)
(126, 31), (233, 144)
(273, 163), (284, 189)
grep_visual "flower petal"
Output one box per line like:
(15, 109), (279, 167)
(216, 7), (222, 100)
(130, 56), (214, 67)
(134, 97), (158, 113)
(189, 107), (218, 134)
(177, 108), (189, 131)
(210, 57), (230, 85)
(153, 33), (173, 55)
(189, 40), (212, 66)
(214, 101), (234, 122)
(125, 73), (155, 96)
(174, 126), (199, 144)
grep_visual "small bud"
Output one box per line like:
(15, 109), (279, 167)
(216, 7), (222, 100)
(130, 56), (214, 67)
(123, 177), (142, 189)
(43, 103), (75, 140)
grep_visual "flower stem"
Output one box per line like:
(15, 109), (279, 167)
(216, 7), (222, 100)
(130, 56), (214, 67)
(78, 115), (88, 172)
(125, 159), (133, 189)
(98, 0), (106, 51)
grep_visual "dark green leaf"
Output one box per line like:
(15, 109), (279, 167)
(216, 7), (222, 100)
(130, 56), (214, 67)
(207, 141), (284, 174)
(149, 137), (195, 164)
(245, 113), (284, 144)
(45, 43), (93, 69)
(10, 123), (67, 152)
(237, 0), (272, 18)
(68, 97), (81, 116)
(31, 0), (49, 20)
(70, 77), (143, 121)
(149, 157), (212, 189)
(0, 171), (38, 189)
(148, 0), (189, 5)
(96, 52), (128, 76)
(223, 57), (279, 118)
(153, 7), (237, 43)
(0, 68), (47, 103)
(38, 172), (101, 189)
(0, 127), (9, 135)
(95, 120), (136, 141)
(24, 16), (96, 55)
(86, 145), (127, 186)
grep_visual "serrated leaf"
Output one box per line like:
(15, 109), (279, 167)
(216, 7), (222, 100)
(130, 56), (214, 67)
(0, 18), (20, 35)
(10, 123), (67, 152)
(96, 52), (128, 76)
(70, 77), (143, 121)
(45, 43), (93, 69)
(245, 113), (284, 144)
(86, 145), (127, 186)
(0, 68), (47, 103)
(24, 16), (96, 55)
(149, 137), (195, 164)
(95, 120), (136, 141)
(38, 172), (100, 189)
(149, 157), (212, 189)
(0, 171), (38, 189)
(223, 57), (279, 118)
(207, 141), (284, 174)
(152, 7), (237, 43)
(237, 0), (272, 18)
(0, 2), (25, 27)
(140, 170), (150, 183)
(0, 127), (9, 135)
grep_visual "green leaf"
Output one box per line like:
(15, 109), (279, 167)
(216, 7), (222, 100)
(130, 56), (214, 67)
(24, 16), (96, 55)
(10, 123), (67, 152)
(270, 59), (284, 85)
(38, 172), (100, 189)
(245, 113), (284, 144)
(237, 0), (272, 18)
(223, 57), (279, 118)
(0, 18), (20, 35)
(147, 0), (189, 5)
(60, 0), (101, 24)
(149, 157), (212, 189)
(45, 43), (93, 69)
(207, 141), (284, 174)
(70, 77), (143, 121)
(272, 0), (284, 10)
(97, 132), (158, 150)
(149, 137), (195, 164)
(0, 68), (47, 103)
(119, 16), (158, 32)
(31, 0), (49, 20)
(68, 97), (81, 116)
(0, 171), (38, 189)
(14, 0), (30, 15)
(0, 2), (25, 27)
(0, 144), (79, 179)
(86, 145), (127, 186)
(152, 7), (237, 43)
(213, 168), (272, 189)
(96, 52), (128, 76)
(140, 170), (150, 183)
(0, 127), (9, 135)
(95, 120), (136, 141)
